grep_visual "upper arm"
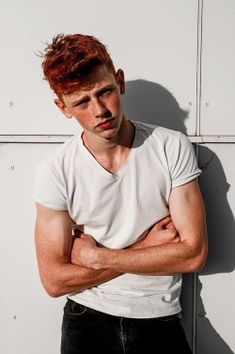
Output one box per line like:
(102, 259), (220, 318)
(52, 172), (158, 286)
(34, 203), (122, 296)
(168, 179), (208, 268)
(34, 202), (73, 288)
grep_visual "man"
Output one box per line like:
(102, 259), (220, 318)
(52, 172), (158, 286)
(33, 33), (207, 354)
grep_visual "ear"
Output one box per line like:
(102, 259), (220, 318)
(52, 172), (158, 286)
(116, 69), (125, 95)
(54, 98), (73, 119)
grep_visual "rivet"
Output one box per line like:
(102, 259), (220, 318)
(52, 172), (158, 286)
(13, 315), (17, 320)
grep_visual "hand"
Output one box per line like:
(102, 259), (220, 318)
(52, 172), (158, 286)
(131, 216), (180, 249)
(147, 215), (180, 244)
(71, 234), (97, 267)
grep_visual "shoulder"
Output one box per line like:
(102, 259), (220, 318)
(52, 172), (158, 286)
(132, 120), (190, 147)
(39, 133), (81, 169)
(32, 135), (82, 210)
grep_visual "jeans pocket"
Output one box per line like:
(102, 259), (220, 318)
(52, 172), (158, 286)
(64, 299), (87, 317)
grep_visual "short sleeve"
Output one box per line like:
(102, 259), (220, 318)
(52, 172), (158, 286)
(32, 159), (68, 211)
(167, 132), (201, 188)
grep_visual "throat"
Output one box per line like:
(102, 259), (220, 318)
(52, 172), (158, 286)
(96, 149), (131, 174)
(82, 119), (136, 174)
(84, 144), (132, 174)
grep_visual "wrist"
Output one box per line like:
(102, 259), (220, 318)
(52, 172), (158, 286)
(89, 247), (103, 269)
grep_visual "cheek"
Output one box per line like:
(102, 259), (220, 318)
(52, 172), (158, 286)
(72, 107), (89, 120)
(73, 112), (89, 127)
(110, 95), (122, 113)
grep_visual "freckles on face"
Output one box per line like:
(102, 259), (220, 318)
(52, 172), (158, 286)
(59, 66), (125, 138)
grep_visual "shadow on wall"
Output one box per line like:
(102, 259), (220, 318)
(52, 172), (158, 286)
(197, 147), (235, 354)
(123, 80), (235, 354)
(122, 80), (188, 134)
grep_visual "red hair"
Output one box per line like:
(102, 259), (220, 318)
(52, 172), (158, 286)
(41, 33), (116, 97)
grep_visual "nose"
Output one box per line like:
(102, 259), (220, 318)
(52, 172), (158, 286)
(92, 98), (108, 118)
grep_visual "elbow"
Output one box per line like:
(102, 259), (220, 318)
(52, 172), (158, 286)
(46, 286), (63, 298)
(41, 276), (66, 298)
(191, 254), (207, 273)
(188, 245), (208, 273)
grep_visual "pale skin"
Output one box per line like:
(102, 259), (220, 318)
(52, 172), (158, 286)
(71, 180), (207, 275)
(35, 208), (180, 297)
(34, 64), (208, 297)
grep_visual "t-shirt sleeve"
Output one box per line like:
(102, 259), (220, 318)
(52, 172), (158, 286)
(167, 132), (201, 188)
(32, 159), (68, 211)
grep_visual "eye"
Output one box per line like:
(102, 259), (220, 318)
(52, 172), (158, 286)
(101, 88), (113, 96)
(75, 99), (89, 107)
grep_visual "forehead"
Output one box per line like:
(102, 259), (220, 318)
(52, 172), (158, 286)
(63, 65), (117, 100)
(86, 65), (116, 85)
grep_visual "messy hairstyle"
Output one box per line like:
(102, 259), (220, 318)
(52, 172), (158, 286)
(41, 33), (116, 98)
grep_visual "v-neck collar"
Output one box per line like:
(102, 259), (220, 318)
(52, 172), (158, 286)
(79, 123), (138, 178)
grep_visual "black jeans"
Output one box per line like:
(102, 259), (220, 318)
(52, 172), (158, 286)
(61, 299), (192, 354)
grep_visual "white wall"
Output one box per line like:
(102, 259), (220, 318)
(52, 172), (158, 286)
(200, 0), (235, 135)
(0, 144), (64, 354)
(198, 144), (235, 354)
(1, 1), (235, 353)
(0, 0), (198, 135)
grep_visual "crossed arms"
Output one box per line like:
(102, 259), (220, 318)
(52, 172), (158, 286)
(34, 179), (208, 297)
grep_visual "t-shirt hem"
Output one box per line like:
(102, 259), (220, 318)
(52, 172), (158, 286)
(172, 171), (201, 188)
(67, 295), (181, 319)
(32, 195), (68, 211)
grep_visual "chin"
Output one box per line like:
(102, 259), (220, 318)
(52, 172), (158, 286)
(101, 128), (119, 139)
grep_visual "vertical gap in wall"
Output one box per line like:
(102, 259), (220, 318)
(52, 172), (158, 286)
(192, 272), (198, 354)
(192, 145), (201, 354)
(196, 0), (203, 137)
(193, 2), (204, 353)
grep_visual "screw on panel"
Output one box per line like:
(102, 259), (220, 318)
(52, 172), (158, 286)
(188, 102), (193, 106)
(10, 165), (15, 170)
(13, 315), (17, 320)
(8, 101), (14, 107)
(205, 102), (210, 107)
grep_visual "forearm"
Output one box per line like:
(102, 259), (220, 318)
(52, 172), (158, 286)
(48, 231), (156, 297)
(41, 261), (122, 297)
(87, 240), (206, 275)
(71, 218), (193, 276)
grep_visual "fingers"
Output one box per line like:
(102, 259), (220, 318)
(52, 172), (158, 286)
(157, 216), (173, 229)
(80, 234), (94, 241)
(164, 230), (180, 243)
(165, 221), (173, 229)
(73, 230), (91, 240)
(172, 236), (180, 243)
(165, 221), (177, 232)
(159, 216), (178, 234)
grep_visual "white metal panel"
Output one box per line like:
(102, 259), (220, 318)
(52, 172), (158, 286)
(0, 143), (66, 354)
(197, 143), (235, 353)
(0, 0), (198, 135)
(200, 0), (235, 135)
(180, 274), (195, 350)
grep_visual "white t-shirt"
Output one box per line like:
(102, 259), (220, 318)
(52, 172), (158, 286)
(33, 121), (201, 318)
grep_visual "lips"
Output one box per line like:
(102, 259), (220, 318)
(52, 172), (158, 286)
(96, 118), (115, 129)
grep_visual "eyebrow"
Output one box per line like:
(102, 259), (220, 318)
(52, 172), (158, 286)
(71, 84), (115, 107)
(71, 96), (89, 107)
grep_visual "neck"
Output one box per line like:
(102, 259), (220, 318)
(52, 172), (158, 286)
(81, 117), (136, 174)
(82, 116), (135, 156)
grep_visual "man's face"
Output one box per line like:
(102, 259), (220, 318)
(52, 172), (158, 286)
(55, 65), (125, 141)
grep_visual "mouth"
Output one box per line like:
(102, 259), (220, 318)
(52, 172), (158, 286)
(96, 118), (116, 130)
